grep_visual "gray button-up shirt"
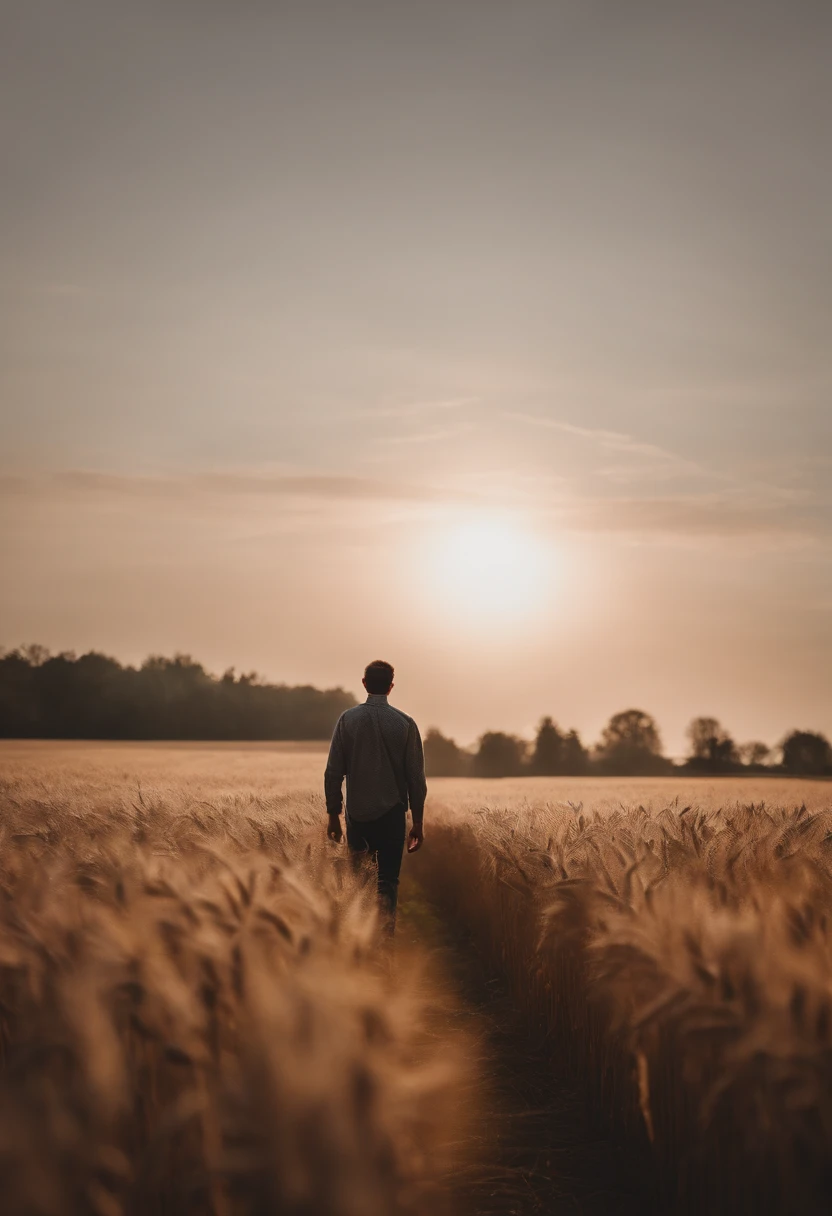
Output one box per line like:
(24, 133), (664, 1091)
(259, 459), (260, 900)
(324, 694), (427, 823)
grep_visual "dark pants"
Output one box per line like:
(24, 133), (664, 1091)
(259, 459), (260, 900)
(346, 804), (407, 929)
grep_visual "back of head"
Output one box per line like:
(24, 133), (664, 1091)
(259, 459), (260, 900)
(364, 659), (394, 694)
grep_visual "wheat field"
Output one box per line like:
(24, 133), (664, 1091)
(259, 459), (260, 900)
(0, 742), (476, 1216)
(1, 741), (830, 1215)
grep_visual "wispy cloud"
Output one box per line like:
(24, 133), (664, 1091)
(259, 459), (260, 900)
(0, 469), (469, 507)
(17, 281), (95, 301)
(559, 490), (827, 544)
(40, 282), (89, 298)
(4, 467), (826, 548)
(504, 411), (707, 481)
(356, 396), (478, 420)
(373, 423), (474, 447)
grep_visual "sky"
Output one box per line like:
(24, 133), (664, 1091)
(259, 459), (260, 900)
(1, 0), (830, 754)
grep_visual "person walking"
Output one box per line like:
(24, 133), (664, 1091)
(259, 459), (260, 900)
(324, 659), (426, 930)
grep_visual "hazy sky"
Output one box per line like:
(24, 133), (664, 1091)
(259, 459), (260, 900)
(1, 0), (830, 753)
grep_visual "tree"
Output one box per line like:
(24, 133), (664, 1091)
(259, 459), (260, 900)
(531, 717), (563, 775)
(738, 741), (770, 768)
(423, 728), (470, 777)
(0, 650), (39, 734)
(21, 644), (51, 667)
(596, 709), (666, 775)
(781, 731), (832, 775)
(530, 718), (589, 775)
(686, 717), (738, 770)
(473, 732), (527, 778)
(562, 729), (590, 775)
(0, 646), (356, 740)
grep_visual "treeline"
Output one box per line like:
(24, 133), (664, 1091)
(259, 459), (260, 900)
(425, 710), (832, 779)
(2, 646), (829, 776)
(0, 646), (356, 740)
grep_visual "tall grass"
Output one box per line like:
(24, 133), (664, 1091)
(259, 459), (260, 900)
(3, 744), (830, 1215)
(0, 773), (472, 1216)
(412, 797), (832, 1214)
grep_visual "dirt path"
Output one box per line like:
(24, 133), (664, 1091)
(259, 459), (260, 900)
(397, 879), (653, 1216)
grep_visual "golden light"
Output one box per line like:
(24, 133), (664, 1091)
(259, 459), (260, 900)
(431, 513), (553, 628)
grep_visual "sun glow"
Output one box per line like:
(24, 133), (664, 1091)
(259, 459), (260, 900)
(432, 514), (552, 627)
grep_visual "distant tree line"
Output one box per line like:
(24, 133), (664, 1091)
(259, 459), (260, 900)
(0, 646), (356, 740)
(2, 646), (829, 776)
(425, 710), (832, 779)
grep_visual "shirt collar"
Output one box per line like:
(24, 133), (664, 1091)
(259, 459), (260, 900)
(365, 694), (389, 704)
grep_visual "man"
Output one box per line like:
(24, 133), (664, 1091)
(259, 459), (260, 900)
(324, 659), (426, 929)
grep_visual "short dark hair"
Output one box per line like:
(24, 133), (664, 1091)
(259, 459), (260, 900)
(364, 659), (394, 694)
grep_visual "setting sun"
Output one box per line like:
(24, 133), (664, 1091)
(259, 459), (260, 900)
(433, 515), (551, 625)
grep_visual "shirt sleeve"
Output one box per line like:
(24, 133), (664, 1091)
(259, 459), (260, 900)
(324, 717), (346, 817)
(405, 721), (427, 819)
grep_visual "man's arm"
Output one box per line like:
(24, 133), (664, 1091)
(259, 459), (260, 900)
(405, 721), (427, 852)
(324, 718), (346, 841)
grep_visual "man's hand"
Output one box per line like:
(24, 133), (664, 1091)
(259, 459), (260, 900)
(327, 813), (343, 843)
(407, 819), (424, 853)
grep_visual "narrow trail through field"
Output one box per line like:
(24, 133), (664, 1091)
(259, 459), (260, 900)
(397, 877), (653, 1216)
